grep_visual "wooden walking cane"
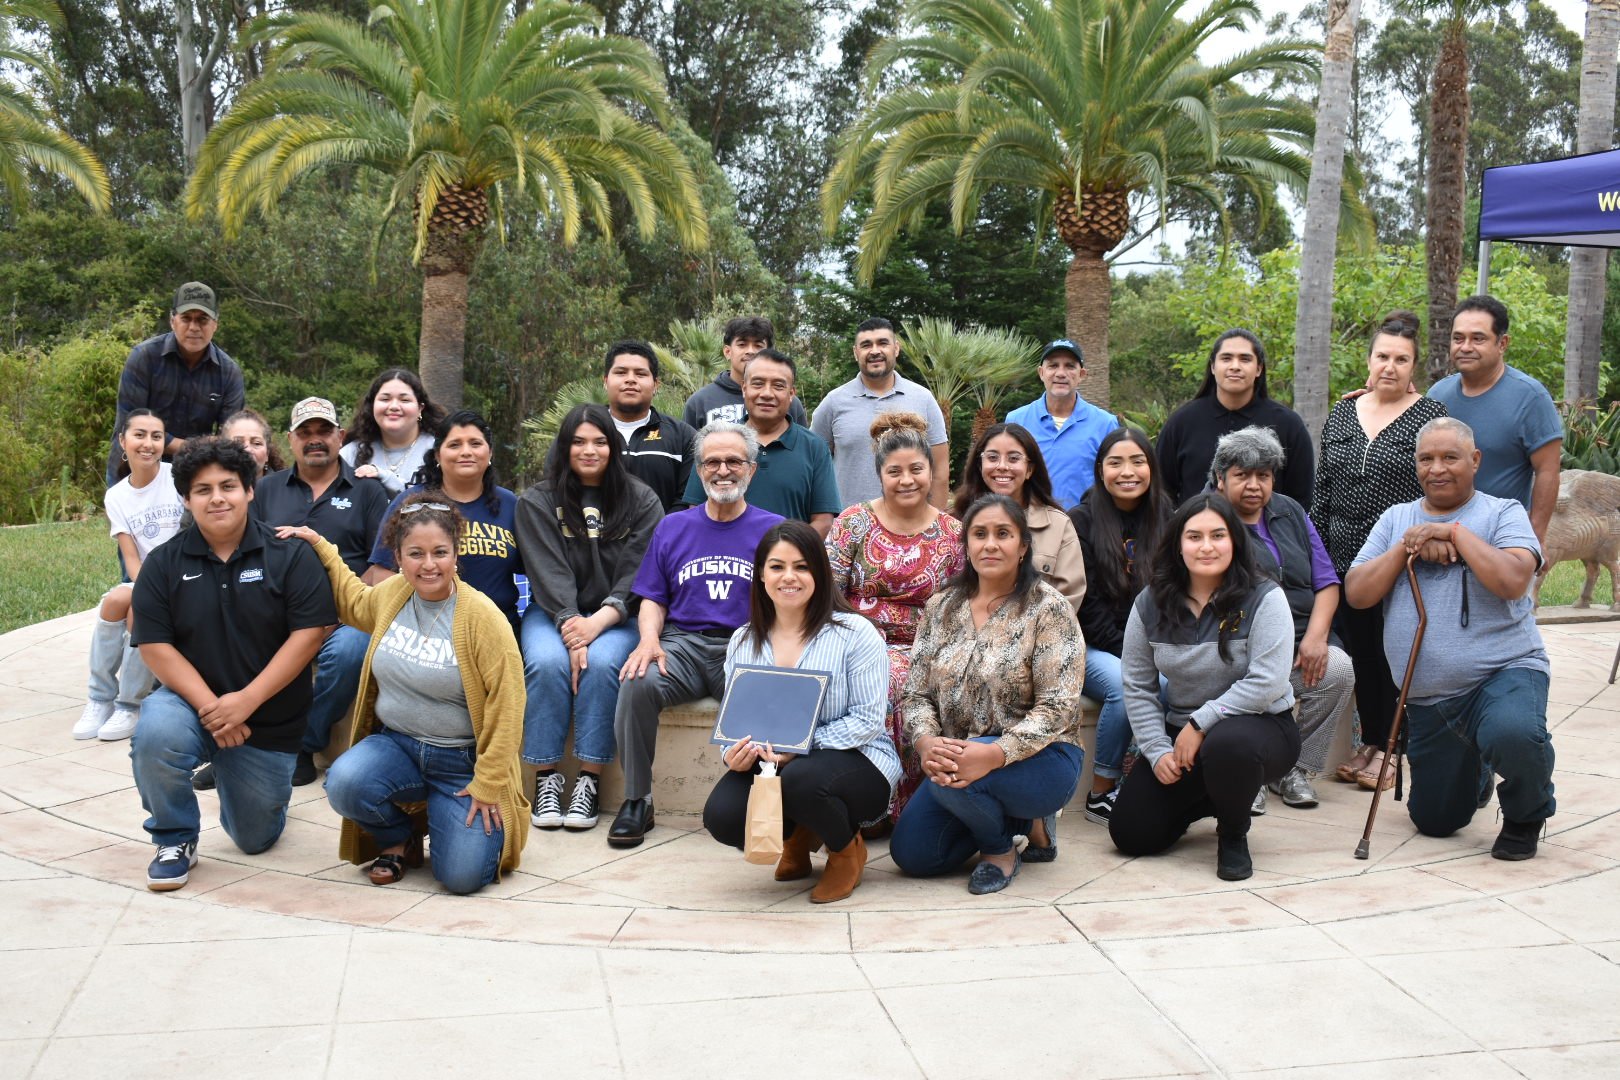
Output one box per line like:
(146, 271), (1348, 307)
(1355, 552), (1427, 860)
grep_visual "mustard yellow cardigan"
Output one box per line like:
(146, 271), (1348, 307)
(312, 539), (529, 877)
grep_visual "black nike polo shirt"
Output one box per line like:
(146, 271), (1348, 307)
(132, 519), (338, 754)
(251, 463), (391, 575)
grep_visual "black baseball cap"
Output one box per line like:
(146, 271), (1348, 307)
(1040, 339), (1084, 366)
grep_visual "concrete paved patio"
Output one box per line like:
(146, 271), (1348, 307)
(2, 608), (1618, 1078)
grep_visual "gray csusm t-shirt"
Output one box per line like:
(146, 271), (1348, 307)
(372, 592), (473, 746)
(1351, 492), (1548, 705)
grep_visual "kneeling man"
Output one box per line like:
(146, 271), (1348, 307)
(1345, 417), (1554, 860)
(131, 438), (336, 890)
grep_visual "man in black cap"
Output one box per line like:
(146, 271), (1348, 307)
(106, 282), (245, 487)
(1004, 339), (1118, 508)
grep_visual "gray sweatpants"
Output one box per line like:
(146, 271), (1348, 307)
(613, 629), (729, 801)
(1290, 644), (1355, 774)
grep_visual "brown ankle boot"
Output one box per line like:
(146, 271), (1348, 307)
(776, 824), (822, 882)
(810, 832), (867, 904)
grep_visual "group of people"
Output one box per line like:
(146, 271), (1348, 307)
(89, 281), (1560, 901)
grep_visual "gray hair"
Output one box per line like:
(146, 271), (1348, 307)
(1209, 425), (1286, 487)
(1416, 415), (1476, 451)
(694, 419), (759, 464)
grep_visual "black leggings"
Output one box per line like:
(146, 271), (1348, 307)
(704, 748), (891, 853)
(1337, 602), (1399, 748)
(1110, 712), (1300, 854)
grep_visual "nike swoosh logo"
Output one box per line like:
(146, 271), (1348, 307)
(182, 573), (202, 581)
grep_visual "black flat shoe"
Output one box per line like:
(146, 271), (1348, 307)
(608, 798), (654, 848)
(1216, 832), (1253, 881)
(191, 764), (216, 791)
(291, 751), (318, 787)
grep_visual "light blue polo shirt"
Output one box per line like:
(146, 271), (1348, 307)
(1004, 394), (1119, 509)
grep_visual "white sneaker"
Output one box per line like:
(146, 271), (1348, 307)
(98, 707), (139, 741)
(74, 701), (113, 740)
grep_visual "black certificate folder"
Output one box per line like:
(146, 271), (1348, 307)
(710, 665), (832, 754)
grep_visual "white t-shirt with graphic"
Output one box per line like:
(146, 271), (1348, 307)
(105, 463), (185, 561)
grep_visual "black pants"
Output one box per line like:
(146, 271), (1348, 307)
(1337, 602), (1399, 748)
(703, 748), (891, 853)
(1110, 712), (1300, 854)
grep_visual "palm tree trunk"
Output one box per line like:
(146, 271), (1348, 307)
(1425, 16), (1470, 386)
(1566, 0), (1620, 405)
(1293, 0), (1361, 448)
(419, 225), (481, 409)
(1066, 250), (1111, 410)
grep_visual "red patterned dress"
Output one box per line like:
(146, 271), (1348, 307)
(826, 503), (964, 819)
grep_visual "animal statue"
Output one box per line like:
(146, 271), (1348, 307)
(1534, 468), (1620, 611)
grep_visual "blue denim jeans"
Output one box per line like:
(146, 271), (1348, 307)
(324, 727), (504, 895)
(890, 738), (1083, 875)
(1083, 649), (1166, 781)
(302, 624), (369, 755)
(1405, 666), (1555, 836)
(520, 606), (637, 765)
(129, 687), (295, 852)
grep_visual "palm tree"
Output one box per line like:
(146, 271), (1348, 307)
(899, 317), (1036, 461)
(1565, 0), (1620, 404)
(187, 0), (708, 408)
(1292, 0), (1363, 444)
(824, 0), (1364, 409)
(0, 0), (110, 212)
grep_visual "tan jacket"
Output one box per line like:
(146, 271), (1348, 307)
(1027, 503), (1086, 613)
(313, 539), (530, 877)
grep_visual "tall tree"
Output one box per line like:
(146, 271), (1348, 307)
(0, 0), (111, 212)
(186, 0), (709, 408)
(824, 0), (1362, 408)
(1566, 0), (1620, 404)
(175, 1), (232, 172)
(1421, 0), (1483, 383)
(1293, 0), (1362, 444)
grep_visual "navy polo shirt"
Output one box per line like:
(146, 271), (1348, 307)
(680, 423), (842, 523)
(132, 519), (338, 753)
(251, 462), (391, 574)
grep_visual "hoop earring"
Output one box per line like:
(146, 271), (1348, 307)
(120, 452), (128, 462)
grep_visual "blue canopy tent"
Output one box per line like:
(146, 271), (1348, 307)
(1478, 147), (1620, 289)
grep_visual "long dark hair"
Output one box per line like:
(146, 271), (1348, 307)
(947, 494), (1040, 610)
(746, 520), (853, 652)
(344, 368), (447, 466)
(545, 404), (638, 540)
(953, 422), (1058, 515)
(1081, 427), (1170, 610)
(1195, 329), (1269, 400)
(412, 409), (501, 513)
(1148, 492), (1259, 662)
(115, 408), (163, 482)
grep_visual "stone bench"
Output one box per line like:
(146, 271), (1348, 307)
(547, 697), (1104, 816)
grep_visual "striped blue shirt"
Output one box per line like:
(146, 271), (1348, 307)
(725, 613), (901, 791)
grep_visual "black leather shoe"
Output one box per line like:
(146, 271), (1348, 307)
(1492, 818), (1542, 861)
(191, 763), (216, 791)
(1216, 832), (1253, 881)
(291, 751), (318, 787)
(608, 798), (654, 848)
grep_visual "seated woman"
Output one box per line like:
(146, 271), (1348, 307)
(891, 494), (1086, 894)
(1068, 427), (1171, 825)
(222, 409), (286, 479)
(278, 495), (527, 894)
(1109, 493), (1298, 881)
(703, 521), (897, 903)
(368, 410), (524, 631)
(515, 404), (663, 832)
(954, 422), (1084, 612)
(825, 412), (963, 823)
(340, 368), (446, 496)
(75, 409), (185, 741)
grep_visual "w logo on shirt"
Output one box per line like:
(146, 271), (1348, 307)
(707, 580), (733, 600)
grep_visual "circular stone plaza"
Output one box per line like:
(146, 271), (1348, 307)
(1, 607), (1617, 1078)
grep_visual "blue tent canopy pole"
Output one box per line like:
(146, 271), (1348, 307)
(1478, 147), (1620, 293)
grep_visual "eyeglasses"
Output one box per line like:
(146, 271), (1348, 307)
(980, 451), (1027, 467)
(398, 502), (452, 514)
(699, 457), (752, 473)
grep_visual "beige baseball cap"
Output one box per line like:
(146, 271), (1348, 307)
(289, 397), (339, 430)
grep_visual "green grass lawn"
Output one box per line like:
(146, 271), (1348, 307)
(0, 516), (1614, 637)
(0, 517), (119, 635)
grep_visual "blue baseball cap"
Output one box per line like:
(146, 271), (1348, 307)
(1040, 339), (1084, 366)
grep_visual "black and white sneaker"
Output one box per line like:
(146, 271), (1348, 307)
(563, 772), (600, 830)
(1084, 787), (1118, 825)
(530, 771), (565, 829)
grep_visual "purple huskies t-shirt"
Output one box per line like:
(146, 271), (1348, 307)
(631, 503), (783, 632)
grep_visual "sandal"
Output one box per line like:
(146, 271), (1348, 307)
(1355, 750), (1396, 792)
(1336, 744), (1376, 783)
(367, 834), (424, 885)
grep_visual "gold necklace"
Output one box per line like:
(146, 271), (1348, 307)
(411, 588), (454, 643)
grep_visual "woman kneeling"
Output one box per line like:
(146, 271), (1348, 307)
(1109, 493), (1298, 881)
(891, 495), (1086, 895)
(280, 495), (528, 893)
(702, 521), (897, 904)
